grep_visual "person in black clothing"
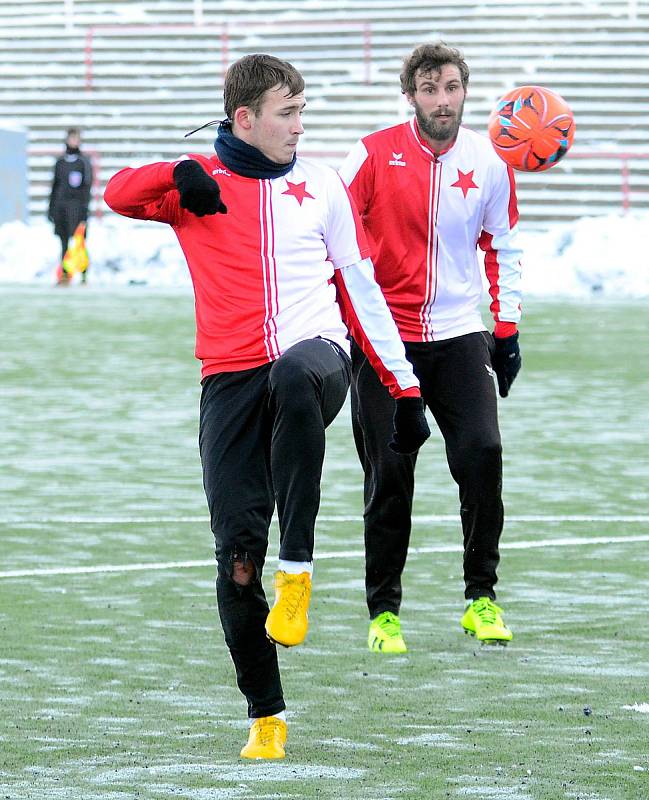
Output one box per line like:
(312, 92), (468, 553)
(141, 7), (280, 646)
(48, 128), (92, 283)
(103, 54), (430, 760)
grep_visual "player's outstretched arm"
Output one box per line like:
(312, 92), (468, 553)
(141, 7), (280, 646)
(173, 160), (227, 217)
(104, 158), (225, 222)
(104, 162), (180, 220)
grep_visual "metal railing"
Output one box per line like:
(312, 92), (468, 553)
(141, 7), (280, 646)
(84, 19), (373, 91)
(565, 151), (649, 213)
(27, 149), (649, 221)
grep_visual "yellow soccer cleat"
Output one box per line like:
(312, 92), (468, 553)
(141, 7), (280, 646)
(240, 716), (287, 760)
(461, 597), (513, 645)
(265, 571), (312, 647)
(368, 611), (408, 653)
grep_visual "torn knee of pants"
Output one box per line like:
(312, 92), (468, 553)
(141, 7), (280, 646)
(230, 547), (257, 586)
(217, 545), (262, 588)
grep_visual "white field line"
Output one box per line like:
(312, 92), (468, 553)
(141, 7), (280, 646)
(1, 533), (649, 580)
(623, 703), (649, 713)
(2, 514), (649, 525)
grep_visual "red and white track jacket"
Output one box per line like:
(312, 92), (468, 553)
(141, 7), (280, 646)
(339, 120), (523, 341)
(104, 154), (420, 398)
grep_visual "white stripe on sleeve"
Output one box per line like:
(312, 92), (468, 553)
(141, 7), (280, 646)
(337, 258), (420, 396)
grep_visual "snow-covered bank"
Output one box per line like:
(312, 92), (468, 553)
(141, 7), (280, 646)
(1, 212), (648, 297)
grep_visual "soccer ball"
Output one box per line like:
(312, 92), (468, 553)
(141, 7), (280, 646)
(487, 86), (575, 172)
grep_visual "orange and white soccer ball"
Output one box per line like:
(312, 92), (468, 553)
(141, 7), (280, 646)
(487, 86), (575, 172)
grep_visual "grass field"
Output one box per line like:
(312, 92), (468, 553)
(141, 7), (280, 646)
(1, 285), (648, 800)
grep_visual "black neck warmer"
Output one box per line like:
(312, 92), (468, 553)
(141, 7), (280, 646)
(214, 120), (296, 179)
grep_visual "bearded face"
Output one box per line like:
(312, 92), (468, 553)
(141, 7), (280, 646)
(413, 95), (464, 144)
(408, 64), (466, 148)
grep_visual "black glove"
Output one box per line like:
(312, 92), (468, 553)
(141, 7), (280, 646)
(389, 397), (431, 455)
(492, 332), (521, 398)
(173, 160), (227, 217)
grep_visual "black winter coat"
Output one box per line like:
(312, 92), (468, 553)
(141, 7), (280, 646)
(48, 149), (93, 239)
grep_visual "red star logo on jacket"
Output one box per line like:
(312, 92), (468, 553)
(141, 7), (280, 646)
(282, 180), (315, 206)
(451, 169), (479, 198)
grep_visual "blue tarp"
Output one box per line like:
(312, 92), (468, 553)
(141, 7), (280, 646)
(0, 128), (28, 224)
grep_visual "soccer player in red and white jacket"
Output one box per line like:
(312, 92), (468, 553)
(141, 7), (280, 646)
(339, 43), (523, 652)
(104, 54), (430, 760)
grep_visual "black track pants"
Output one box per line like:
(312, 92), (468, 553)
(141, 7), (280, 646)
(200, 337), (351, 717)
(351, 332), (503, 616)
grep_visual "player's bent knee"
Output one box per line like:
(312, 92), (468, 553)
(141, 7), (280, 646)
(269, 357), (314, 398)
(232, 557), (256, 586)
(216, 546), (260, 587)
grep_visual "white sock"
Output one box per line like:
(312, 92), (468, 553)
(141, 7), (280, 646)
(278, 559), (313, 576)
(249, 710), (287, 726)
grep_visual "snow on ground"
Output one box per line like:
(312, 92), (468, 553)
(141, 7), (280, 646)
(1, 211), (648, 297)
(623, 703), (649, 713)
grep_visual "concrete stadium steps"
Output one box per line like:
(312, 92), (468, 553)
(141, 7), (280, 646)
(5, 82), (649, 103)
(10, 99), (649, 150)
(1, 0), (649, 224)
(11, 110), (649, 142)
(1, 0), (646, 26)
(27, 145), (649, 227)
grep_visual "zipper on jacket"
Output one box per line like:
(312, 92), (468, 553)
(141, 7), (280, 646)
(421, 158), (441, 341)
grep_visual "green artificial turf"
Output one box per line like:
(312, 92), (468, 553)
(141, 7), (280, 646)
(1, 286), (647, 799)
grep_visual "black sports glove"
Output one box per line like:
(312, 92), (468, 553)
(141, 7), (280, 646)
(389, 397), (431, 455)
(173, 160), (227, 217)
(492, 332), (521, 398)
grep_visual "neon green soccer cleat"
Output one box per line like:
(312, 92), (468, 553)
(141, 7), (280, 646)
(461, 597), (513, 644)
(368, 611), (408, 653)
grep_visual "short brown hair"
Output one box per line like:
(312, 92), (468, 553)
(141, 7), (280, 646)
(400, 43), (469, 96)
(223, 54), (305, 119)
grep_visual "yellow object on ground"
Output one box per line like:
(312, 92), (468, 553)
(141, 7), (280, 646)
(240, 716), (287, 760)
(62, 222), (89, 278)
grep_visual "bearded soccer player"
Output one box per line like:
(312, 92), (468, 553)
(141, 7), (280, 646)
(339, 42), (523, 654)
(104, 53), (430, 760)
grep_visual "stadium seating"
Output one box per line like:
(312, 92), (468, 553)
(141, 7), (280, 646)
(1, 0), (648, 225)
